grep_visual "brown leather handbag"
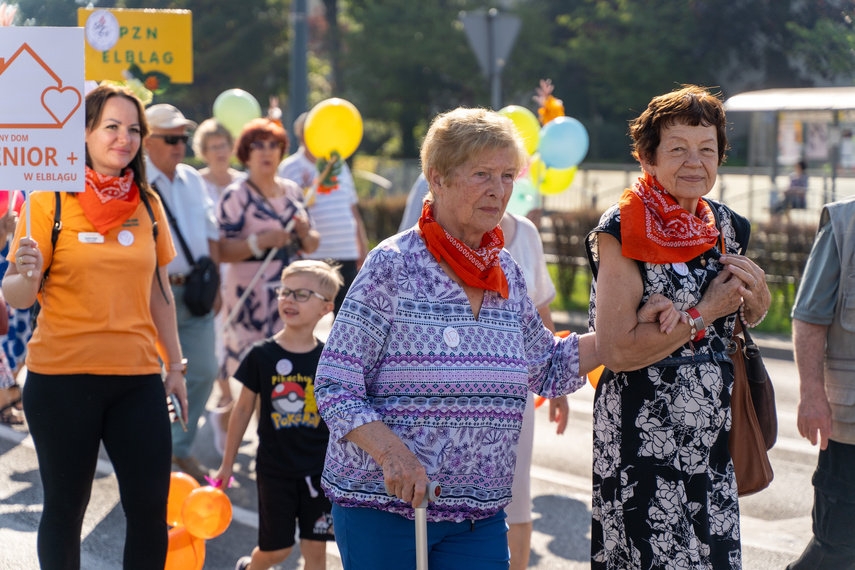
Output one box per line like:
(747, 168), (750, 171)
(728, 322), (777, 496)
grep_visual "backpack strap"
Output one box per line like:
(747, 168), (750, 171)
(37, 192), (62, 293)
(139, 189), (169, 303)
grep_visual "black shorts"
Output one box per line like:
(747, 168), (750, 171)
(257, 472), (335, 551)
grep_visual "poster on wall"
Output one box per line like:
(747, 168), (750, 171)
(0, 26), (85, 192)
(805, 122), (829, 161)
(777, 116), (802, 166)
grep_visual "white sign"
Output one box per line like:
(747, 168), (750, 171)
(0, 27), (85, 192)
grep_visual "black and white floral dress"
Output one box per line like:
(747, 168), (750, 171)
(585, 198), (750, 570)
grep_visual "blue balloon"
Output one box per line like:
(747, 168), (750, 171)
(506, 177), (538, 217)
(537, 116), (589, 169)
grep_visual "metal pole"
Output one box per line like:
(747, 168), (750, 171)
(487, 9), (500, 111)
(289, 0), (308, 144)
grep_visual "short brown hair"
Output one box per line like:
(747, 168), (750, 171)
(281, 260), (344, 301)
(85, 84), (152, 196)
(420, 108), (528, 197)
(234, 118), (289, 165)
(629, 85), (729, 166)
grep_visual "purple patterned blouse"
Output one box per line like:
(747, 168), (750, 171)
(315, 229), (586, 522)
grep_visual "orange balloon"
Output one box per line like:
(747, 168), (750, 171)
(182, 486), (233, 539)
(165, 526), (205, 570)
(167, 472), (200, 528)
(588, 365), (605, 389)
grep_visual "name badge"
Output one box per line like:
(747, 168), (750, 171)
(78, 232), (104, 244)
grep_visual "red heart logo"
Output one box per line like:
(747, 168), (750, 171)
(41, 86), (82, 127)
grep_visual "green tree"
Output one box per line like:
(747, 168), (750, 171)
(340, 0), (485, 157)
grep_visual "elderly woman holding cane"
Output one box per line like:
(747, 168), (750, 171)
(2, 84), (186, 568)
(586, 85), (772, 569)
(216, 118), (319, 390)
(314, 107), (680, 570)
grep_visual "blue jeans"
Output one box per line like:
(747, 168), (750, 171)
(332, 504), (509, 570)
(169, 285), (217, 458)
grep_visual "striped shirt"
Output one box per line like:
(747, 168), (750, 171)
(315, 229), (585, 522)
(278, 150), (359, 261)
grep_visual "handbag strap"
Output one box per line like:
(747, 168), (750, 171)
(151, 182), (199, 271)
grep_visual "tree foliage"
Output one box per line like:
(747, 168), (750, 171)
(12, 0), (855, 160)
(340, 0), (485, 157)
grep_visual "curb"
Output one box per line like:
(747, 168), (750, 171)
(551, 310), (794, 362)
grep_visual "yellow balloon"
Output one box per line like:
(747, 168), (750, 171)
(304, 98), (363, 160)
(498, 105), (540, 155)
(528, 155), (546, 185)
(540, 166), (577, 195)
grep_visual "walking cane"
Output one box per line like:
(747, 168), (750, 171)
(218, 156), (339, 335)
(387, 481), (442, 570)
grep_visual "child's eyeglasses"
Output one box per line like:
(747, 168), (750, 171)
(276, 288), (328, 302)
(151, 134), (189, 145)
(249, 140), (283, 151)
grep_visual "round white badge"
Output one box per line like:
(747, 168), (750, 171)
(442, 326), (460, 348)
(276, 359), (294, 376)
(85, 10), (120, 52)
(117, 230), (134, 247)
(671, 262), (689, 276)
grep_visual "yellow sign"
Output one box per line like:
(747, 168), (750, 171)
(77, 8), (193, 84)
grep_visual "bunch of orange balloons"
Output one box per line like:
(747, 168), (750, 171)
(164, 472), (233, 570)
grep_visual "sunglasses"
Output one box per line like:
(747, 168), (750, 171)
(276, 287), (329, 303)
(250, 140), (284, 151)
(152, 134), (189, 146)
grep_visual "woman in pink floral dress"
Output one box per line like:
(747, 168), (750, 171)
(217, 119), (319, 385)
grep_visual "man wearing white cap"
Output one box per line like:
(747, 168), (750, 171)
(144, 104), (220, 483)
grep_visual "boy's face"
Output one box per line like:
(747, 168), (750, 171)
(277, 274), (333, 328)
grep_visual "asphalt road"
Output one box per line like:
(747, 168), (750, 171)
(0, 324), (817, 569)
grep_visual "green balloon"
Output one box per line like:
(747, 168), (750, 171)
(213, 89), (262, 138)
(507, 177), (538, 217)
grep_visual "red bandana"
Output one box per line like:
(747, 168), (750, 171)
(78, 166), (141, 235)
(618, 172), (719, 264)
(418, 201), (509, 298)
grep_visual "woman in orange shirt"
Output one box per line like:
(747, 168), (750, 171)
(2, 84), (186, 570)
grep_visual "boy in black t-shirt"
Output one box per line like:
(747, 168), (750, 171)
(214, 260), (343, 570)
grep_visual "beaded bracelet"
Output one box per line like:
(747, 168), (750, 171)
(739, 303), (767, 329)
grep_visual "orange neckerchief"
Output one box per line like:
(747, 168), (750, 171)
(78, 166), (141, 235)
(418, 201), (509, 298)
(619, 172), (719, 264)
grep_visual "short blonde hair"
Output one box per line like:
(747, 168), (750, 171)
(281, 260), (344, 300)
(192, 118), (234, 160)
(420, 107), (528, 196)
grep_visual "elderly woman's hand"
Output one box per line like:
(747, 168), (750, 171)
(380, 445), (430, 509)
(719, 254), (771, 323)
(257, 228), (293, 250)
(695, 265), (746, 322)
(637, 293), (687, 334)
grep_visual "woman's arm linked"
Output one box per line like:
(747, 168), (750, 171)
(594, 232), (744, 372)
(150, 265), (188, 423)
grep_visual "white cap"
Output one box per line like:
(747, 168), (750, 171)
(145, 104), (197, 130)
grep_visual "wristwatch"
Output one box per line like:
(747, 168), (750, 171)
(167, 358), (188, 375)
(686, 308), (705, 342)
